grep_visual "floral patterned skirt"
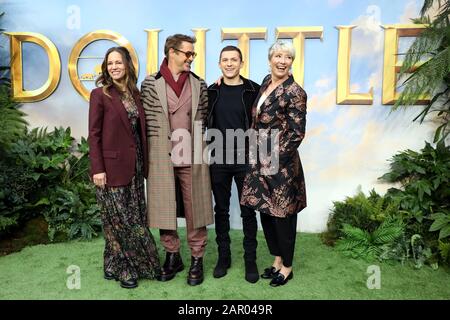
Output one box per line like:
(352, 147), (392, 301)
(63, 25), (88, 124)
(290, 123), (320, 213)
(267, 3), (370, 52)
(96, 172), (160, 282)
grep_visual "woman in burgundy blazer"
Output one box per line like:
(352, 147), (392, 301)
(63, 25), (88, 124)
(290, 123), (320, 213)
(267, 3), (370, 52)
(88, 46), (160, 289)
(89, 85), (148, 186)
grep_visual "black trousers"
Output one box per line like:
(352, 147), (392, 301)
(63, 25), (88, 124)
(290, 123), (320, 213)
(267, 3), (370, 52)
(210, 163), (257, 262)
(260, 212), (297, 267)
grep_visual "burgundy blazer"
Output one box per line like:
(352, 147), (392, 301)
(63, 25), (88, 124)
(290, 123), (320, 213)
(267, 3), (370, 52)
(88, 86), (148, 187)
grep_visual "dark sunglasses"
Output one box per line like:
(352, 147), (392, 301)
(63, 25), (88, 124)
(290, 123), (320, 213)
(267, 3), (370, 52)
(173, 47), (197, 59)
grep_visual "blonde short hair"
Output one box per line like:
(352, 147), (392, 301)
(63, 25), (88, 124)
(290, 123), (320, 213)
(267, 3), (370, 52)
(268, 40), (296, 61)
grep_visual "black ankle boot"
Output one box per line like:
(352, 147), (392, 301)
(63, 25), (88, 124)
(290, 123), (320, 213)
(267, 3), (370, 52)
(187, 256), (204, 286)
(157, 252), (184, 282)
(213, 256), (231, 278)
(245, 260), (259, 283)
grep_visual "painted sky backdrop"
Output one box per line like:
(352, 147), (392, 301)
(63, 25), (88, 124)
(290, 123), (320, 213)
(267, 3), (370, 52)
(0, 0), (436, 232)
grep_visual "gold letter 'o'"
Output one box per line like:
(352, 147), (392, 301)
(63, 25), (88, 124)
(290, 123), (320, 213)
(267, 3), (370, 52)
(68, 30), (139, 101)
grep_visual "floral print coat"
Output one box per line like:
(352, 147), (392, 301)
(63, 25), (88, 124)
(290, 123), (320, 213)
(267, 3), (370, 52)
(240, 74), (307, 218)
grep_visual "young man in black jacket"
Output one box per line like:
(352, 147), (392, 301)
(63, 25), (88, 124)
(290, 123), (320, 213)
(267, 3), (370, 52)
(207, 46), (261, 283)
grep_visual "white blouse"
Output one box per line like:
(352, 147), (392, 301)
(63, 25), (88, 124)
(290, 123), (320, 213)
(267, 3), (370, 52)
(256, 93), (268, 115)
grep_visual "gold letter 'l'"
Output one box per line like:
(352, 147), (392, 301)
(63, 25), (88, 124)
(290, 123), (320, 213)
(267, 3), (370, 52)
(6, 32), (61, 102)
(336, 25), (373, 105)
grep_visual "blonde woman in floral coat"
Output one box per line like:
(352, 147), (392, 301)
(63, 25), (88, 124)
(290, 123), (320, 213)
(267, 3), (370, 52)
(241, 40), (307, 287)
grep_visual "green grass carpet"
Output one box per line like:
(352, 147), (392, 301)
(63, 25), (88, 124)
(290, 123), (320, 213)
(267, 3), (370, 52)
(0, 228), (449, 300)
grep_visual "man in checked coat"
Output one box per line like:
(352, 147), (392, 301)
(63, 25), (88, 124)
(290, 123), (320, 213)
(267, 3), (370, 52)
(140, 34), (213, 286)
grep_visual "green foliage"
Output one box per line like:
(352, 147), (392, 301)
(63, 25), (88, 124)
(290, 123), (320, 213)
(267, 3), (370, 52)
(429, 212), (450, 239)
(380, 142), (450, 267)
(327, 141), (450, 268)
(42, 183), (101, 242)
(438, 240), (450, 265)
(0, 125), (101, 242)
(9, 127), (91, 186)
(410, 234), (435, 269)
(380, 142), (450, 242)
(394, 0), (450, 144)
(321, 187), (400, 246)
(0, 160), (39, 233)
(335, 218), (405, 262)
(378, 234), (411, 265)
(0, 11), (99, 245)
(0, 84), (27, 153)
(8, 127), (100, 241)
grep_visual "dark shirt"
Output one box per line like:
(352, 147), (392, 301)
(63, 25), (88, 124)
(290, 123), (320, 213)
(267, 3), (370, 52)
(213, 83), (246, 133)
(212, 83), (246, 151)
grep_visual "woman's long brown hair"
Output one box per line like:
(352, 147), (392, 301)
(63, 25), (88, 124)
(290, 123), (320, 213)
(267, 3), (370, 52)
(95, 46), (138, 97)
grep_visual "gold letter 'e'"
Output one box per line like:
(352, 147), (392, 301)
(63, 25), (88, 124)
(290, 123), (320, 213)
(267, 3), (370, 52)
(6, 32), (61, 102)
(382, 24), (428, 105)
(68, 30), (138, 101)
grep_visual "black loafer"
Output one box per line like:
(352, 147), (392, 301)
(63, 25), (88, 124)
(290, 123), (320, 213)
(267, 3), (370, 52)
(270, 271), (293, 287)
(120, 278), (138, 289)
(104, 271), (117, 281)
(261, 266), (280, 279)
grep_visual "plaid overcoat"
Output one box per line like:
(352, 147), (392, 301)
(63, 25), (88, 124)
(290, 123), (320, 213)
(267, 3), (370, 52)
(140, 72), (213, 230)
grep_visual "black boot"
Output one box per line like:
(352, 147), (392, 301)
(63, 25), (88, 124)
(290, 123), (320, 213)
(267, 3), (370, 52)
(213, 256), (231, 278)
(157, 252), (184, 282)
(245, 260), (259, 283)
(187, 256), (204, 286)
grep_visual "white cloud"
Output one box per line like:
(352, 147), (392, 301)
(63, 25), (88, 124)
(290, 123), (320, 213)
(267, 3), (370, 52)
(336, 5), (387, 100)
(318, 121), (390, 182)
(328, 0), (344, 8)
(314, 76), (333, 89)
(318, 106), (435, 185)
(350, 5), (384, 58)
(368, 71), (382, 90)
(399, 0), (440, 23)
(399, 1), (420, 23)
(333, 106), (366, 129)
(308, 74), (338, 114)
(308, 88), (336, 114)
(306, 124), (326, 139)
